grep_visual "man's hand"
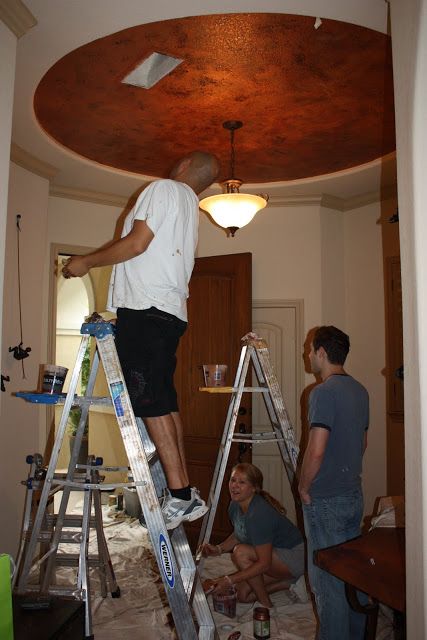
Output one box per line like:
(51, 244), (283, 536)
(298, 487), (312, 505)
(62, 256), (89, 279)
(298, 426), (329, 507)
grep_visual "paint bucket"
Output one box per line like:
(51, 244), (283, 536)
(202, 364), (227, 387)
(123, 487), (142, 519)
(212, 588), (237, 618)
(40, 364), (68, 394)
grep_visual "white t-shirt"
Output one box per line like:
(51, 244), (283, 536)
(107, 179), (199, 321)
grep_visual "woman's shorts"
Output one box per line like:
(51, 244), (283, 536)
(274, 541), (305, 580)
(115, 306), (187, 418)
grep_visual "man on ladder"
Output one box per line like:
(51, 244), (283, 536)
(62, 150), (219, 530)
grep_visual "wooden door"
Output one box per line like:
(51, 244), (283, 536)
(175, 252), (252, 544)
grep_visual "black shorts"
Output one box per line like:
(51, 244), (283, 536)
(115, 307), (187, 418)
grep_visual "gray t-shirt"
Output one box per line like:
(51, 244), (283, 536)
(308, 374), (369, 498)
(228, 494), (302, 549)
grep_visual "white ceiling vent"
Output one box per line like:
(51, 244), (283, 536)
(122, 52), (183, 89)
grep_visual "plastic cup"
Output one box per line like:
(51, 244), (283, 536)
(202, 364), (227, 387)
(40, 364), (68, 394)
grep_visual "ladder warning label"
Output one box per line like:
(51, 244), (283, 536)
(159, 534), (174, 588)
(110, 381), (125, 417)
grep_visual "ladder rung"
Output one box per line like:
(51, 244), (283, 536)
(21, 584), (84, 599)
(199, 386), (268, 393)
(232, 435), (285, 444)
(46, 514), (97, 526)
(180, 567), (196, 594)
(55, 553), (103, 567)
(24, 529), (86, 543)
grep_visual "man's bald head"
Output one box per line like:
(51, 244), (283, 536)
(170, 151), (220, 194)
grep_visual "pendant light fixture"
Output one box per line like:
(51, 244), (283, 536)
(199, 120), (268, 237)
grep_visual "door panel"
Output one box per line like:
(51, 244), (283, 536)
(252, 302), (303, 525)
(175, 252), (252, 543)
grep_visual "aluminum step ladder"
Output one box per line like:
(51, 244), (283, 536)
(13, 453), (120, 605)
(14, 316), (216, 640)
(197, 332), (300, 555)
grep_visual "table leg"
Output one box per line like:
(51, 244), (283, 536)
(345, 584), (379, 640)
(394, 610), (406, 640)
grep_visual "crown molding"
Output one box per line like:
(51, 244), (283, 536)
(0, 0), (37, 38)
(10, 141), (397, 211)
(49, 184), (129, 208)
(268, 194), (346, 211)
(267, 194), (323, 208)
(341, 183), (398, 211)
(10, 142), (58, 179)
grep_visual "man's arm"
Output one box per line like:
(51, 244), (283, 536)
(298, 426), (330, 505)
(62, 220), (154, 278)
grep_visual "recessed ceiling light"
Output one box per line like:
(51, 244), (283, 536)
(122, 52), (183, 89)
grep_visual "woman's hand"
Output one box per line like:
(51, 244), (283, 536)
(202, 575), (235, 595)
(202, 578), (216, 594)
(212, 575), (234, 594)
(200, 543), (222, 557)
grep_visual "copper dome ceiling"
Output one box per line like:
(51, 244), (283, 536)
(34, 13), (395, 184)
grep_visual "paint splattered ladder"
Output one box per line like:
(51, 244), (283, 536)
(14, 315), (216, 640)
(197, 332), (300, 560)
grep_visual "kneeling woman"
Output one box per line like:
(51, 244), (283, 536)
(201, 463), (304, 608)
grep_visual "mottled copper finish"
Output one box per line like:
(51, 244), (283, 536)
(34, 13), (395, 183)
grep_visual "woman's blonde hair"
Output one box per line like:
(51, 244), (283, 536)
(231, 462), (286, 516)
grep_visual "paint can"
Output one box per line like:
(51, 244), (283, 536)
(212, 588), (236, 618)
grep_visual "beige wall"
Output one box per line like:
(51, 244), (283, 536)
(0, 163), (50, 554)
(0, 22), (17, 406)
(390, 0), (427, 636)
(197, 204), (322, 334)
(343, 203), (386, 518)
(320, 207), (345, 328)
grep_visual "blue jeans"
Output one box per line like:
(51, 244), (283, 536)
(303, 490), (367, 640)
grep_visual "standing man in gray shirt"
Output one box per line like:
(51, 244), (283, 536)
(298, 325), (369, 640)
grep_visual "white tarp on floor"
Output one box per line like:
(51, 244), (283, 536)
(58, 508), (396, 640)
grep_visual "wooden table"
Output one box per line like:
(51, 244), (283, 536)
(314, 527), (405, 639)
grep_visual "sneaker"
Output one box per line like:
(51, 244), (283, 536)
(289, 575), (309, 603)
(162, 487), (208, 530)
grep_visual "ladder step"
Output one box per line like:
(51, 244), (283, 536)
(22, 584), (84, 599)
(200, 385), (269, 394)
(55, 553), (103, 567)
(23, 531), (82, 543)
(46, 514), (98, 527)
(179, 567), (196, 594)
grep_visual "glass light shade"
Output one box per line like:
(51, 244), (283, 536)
(199, 193), (267, 230)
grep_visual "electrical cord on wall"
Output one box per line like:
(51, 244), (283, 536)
(8, 214), (32, 378)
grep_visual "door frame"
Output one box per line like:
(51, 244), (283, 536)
(252, 298), (305, 437)
(46, 242), (96, 440)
